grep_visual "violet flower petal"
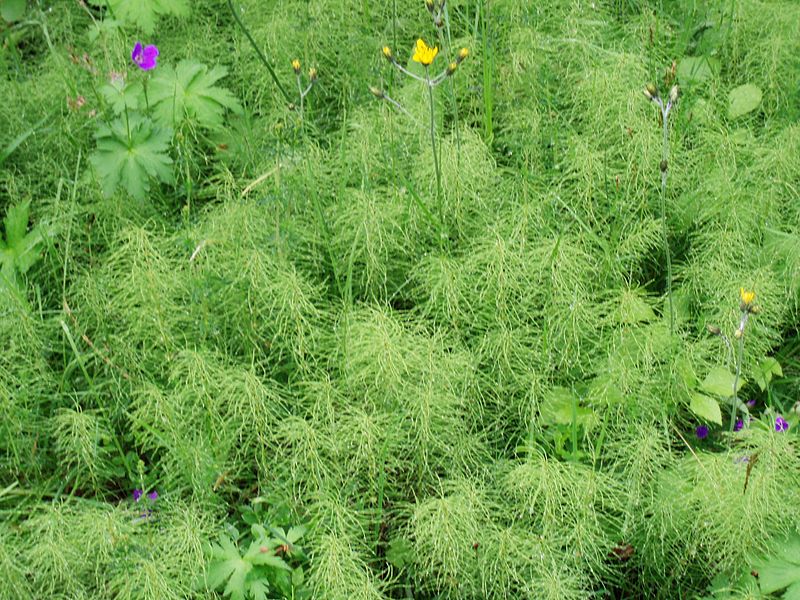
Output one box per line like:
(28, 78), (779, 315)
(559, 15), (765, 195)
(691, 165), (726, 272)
(132, 489), (143, 502)
(695, 425), (709, 439)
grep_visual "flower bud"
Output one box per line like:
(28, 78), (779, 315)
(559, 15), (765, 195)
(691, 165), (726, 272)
(382, 46), (393, 62)
(291, 59), (301, 74)
(643, 83), (658, 101)
(369, 86), (385, 99)
(669, 85), (679, 104)
(706, 324), (721, 336)
(660, 159), (668, 173)
(425, 0), (435, 12)
(446, 62), (458, 76)
(457, 47), (469, 63)
(309, 68), (318, 81)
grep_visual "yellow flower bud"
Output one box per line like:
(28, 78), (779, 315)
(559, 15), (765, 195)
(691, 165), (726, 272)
(369, 86), (385, 99)
(446, 62), (458, 76)
(644, 83), (658, 101)
(291, 59), (301, 74)
(458, 47), (469, 62)
(309, 68), (318, 81)
(382, 46), (393, 61)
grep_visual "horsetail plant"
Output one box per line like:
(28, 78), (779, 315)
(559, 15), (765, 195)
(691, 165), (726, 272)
(644, 80), (679, 334)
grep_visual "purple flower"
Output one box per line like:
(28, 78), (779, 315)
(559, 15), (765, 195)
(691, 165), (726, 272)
(696, 425), (709, 439)
(734, 419), (744, 432)
(132, 489), (143, 502)
(775, 416), (789, 432)
(147, 490), (158, 501)
(746, 399), (756, 408)
(131, 42), (159, 71)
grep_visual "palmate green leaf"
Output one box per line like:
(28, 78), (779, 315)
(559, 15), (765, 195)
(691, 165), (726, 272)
(149, 60), (242, 130)
(1, 201), (44, 288)
(754, 532), (800, 597)
(206, 535), (252, 600)
(100, 77), (144, 115)
(89, 0), (188, 35)
(90, 115), (173, 201)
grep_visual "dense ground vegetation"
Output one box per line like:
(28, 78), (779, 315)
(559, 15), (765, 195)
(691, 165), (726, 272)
(2, 0), (800, 598)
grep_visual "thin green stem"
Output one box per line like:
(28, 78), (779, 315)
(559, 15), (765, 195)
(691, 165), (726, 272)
(729, 332), (745, 443)
(660, 107), (674, 334)
(425, 68), (443, 246)
(227, 0), (292, 104)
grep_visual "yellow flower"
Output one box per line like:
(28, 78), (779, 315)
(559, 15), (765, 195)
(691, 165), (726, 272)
(309, 68), (318, 81)
(412, 38), (438, 66)
(291, 59), (301, 74)
(739, 288), (756, 306)
(382, 46), (393, 61)
(458, 47), (469, 62)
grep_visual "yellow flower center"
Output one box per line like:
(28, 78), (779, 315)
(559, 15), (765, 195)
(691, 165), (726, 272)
(739, 288), (756, 306)
(412, 38), (438, 66)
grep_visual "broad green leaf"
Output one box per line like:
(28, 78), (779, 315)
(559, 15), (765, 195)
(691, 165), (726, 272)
(728, 84), (762, 119)
(100, 77), (144, 115)
(1, 0), (26, 22)
(754, 532), (800, 596)
(540, 387), (597, 429)
(677, 56), (719, 86)
(89, 0), (189, 35)
(755, 357), (783, 391)
(689, 392), (722, 425)
(90, 115), (173, 201)
(150, 61), (242, 130)
(700, 367), (744, 397)
(286, 525), (307, 544)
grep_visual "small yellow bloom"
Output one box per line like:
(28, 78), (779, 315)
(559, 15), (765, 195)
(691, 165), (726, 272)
(412, 38), (438, 67)
(740, 288), (756, 306)
(382, 46), (393, 61)
(458, 47), (469, 62)
(291, 59), (301, 74)
(309, 68), (318, 81)
(446, 62), (458, 76)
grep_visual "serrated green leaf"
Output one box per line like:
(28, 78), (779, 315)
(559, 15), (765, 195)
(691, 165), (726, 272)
(90, 115), (173, 201)
(90, 0), (189, 35)
(149, 60), (242, 129)
(4, 200), (30, 248)
(248, 578), (270, 600)
(700, 367), (744, 397)
(286, 525), (307, 544)
(1, 201), (44, 287)
(728, 84), (762, 119)
(689, 392), (722, 425)
(1, 0), (26, 23)
(100, 77), (144, 115)
(758, 559), (800, 595)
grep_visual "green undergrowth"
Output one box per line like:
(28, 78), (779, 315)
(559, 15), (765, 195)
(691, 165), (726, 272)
(2, 0), (800, 598)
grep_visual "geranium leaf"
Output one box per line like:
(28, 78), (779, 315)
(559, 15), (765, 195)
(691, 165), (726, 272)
(149, 60), (242, 130)
(90, 115), (173, 201)
(89, 0), (189, 35)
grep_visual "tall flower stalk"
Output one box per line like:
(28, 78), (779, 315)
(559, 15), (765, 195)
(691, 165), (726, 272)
(373, 39), (468, 244)
(729, 288), (758, 440)
(644, 82), (679, 334)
